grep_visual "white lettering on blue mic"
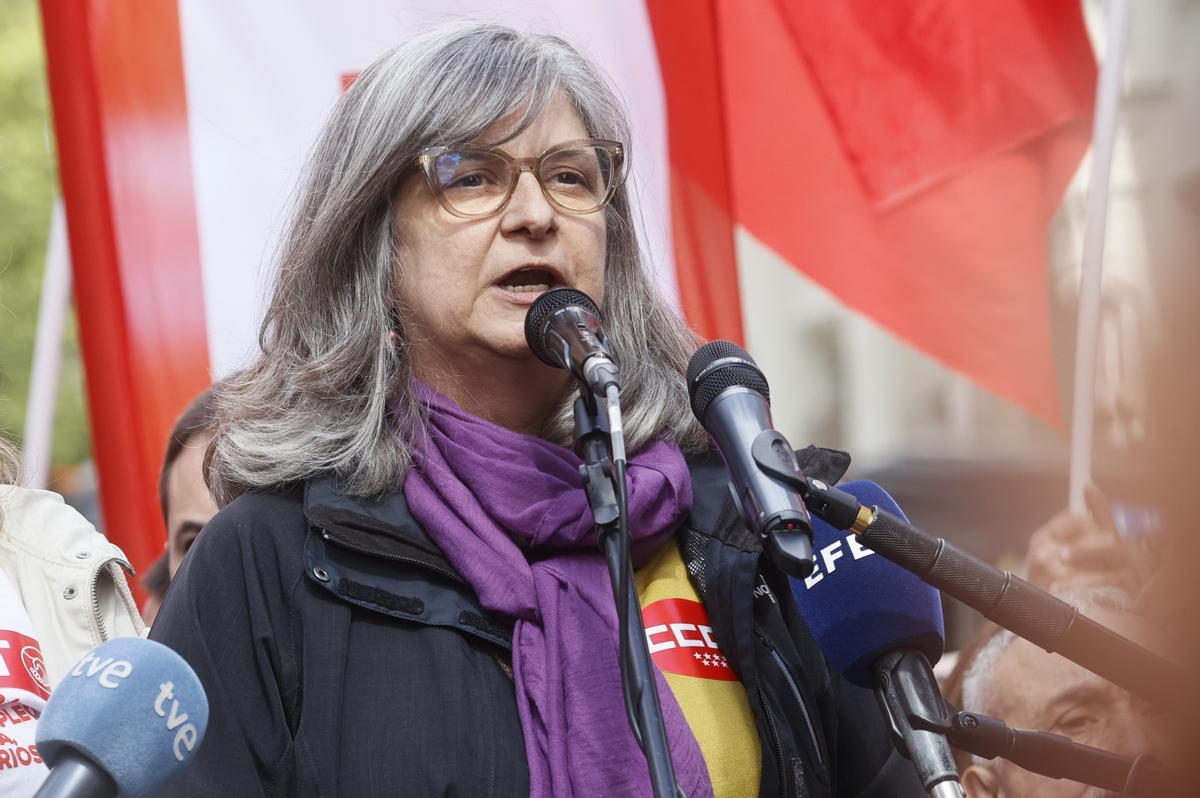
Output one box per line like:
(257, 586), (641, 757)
(848, 535), (874, 560)
(801, 534), (876, 589)
(98, 660), (132, 688)
(155, 681), (199, 761)
(819, 540), (844, 574)
(68, 651), (134, 688)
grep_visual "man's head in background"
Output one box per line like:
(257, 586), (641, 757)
(139, 551), (170, 625)
(957, 588), (1164, 797)
(160, 386), (219, 578)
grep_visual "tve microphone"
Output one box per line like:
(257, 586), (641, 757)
(686, 340), (814, 578)
(35, 637), (209, 798)
(791, 481), (960, 798)
(525, 287), (619, 399)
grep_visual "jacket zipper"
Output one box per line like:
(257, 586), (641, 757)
(87, 562), (108, 641)
(758, 633), (824, 770)
(319, 529), (465, 584)
(757, 683), (787, 798)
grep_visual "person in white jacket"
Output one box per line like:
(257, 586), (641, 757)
(0, 437), (145, 792)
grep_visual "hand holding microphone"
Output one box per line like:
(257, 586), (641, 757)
(35, 637), (208, 798)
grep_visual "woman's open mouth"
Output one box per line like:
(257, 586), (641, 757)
(496, 267), (558, 295)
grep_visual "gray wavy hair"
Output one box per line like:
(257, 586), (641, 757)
(0, 437), (18, 529)
(0, 436), (16, 485)
(207, 21), (708, 505)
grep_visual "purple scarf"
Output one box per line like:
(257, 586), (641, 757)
(402, 385), (714, 797)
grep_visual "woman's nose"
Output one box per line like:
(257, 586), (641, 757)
(501, 170), (556, 237)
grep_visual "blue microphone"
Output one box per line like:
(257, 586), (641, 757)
(790, 480), (961, 797)
(790, 479), (944, 686)
(35, 637), (209, 798)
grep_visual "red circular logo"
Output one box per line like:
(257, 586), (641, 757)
(21, 645), (51, 697)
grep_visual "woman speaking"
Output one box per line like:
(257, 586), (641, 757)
(150, 22), (919, 797)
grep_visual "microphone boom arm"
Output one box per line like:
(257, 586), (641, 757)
(792, 479), (1186, 711)
(943, 702), (1169, 796)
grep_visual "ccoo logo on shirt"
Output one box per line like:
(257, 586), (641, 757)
(641, 598), (737, 681)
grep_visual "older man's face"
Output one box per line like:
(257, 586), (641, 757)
(962, 608), (1165, 797)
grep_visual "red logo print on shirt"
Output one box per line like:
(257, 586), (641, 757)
(0, 632), (51, 699)
(641, 598), (737, 681)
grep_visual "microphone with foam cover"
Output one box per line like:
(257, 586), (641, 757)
(791, 480), (960, 798)
(35, 637), (209, 798)
(790, 480), (944, 686)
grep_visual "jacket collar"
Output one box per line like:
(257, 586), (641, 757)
(304, 474), (424, 542)
(303, 474), (458, 576)
(303, 444), (851, 558)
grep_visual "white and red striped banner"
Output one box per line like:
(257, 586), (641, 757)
(40, 0), (1094, 585)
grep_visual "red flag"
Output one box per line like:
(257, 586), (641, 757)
(781, 1), (1096, 210)
(41, 0), (211, 594)
(646, 3), (743, 346)
(651, 0), (1095, 425)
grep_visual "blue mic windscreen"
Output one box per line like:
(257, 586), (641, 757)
(35, 637), (209, 797)
(790, 480), (945, 687)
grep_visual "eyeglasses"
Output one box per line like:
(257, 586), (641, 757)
(417, 138), (625, 219)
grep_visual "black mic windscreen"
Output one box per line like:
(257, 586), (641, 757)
(524, 287), (603, 368)
(687, 340), (771, 420)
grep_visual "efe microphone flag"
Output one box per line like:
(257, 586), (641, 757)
(790, 480), (945, 687)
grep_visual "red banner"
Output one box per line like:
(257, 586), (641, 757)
(40, 0), (211, 595)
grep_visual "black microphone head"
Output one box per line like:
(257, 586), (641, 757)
(524, 287), (603, 368)
(687, 339), (771, 420)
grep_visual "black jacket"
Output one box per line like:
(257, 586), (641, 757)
(150, 448), (922, 797)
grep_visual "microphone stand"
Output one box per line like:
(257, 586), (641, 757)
(873, 649), (964, 798)
(746, 453), (1182, 795)
(766, 465), (1186, 712)
(573, 391), (680, 798)
(941, 702), (1171, 797)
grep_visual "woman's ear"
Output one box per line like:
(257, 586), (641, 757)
(961, 763), (1000, 797)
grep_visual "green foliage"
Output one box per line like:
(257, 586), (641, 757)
(0, 0), (91, 467)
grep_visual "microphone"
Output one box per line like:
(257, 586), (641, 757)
(805, 484), (1187, 711)
(791, 480), (960, 798)
(35, 637), (208, 798)
(526, 287), (626, 463)
(791, 480), (944, 685)
(527, 295), (680, 792)
(686, 340), (814, 578)
(525, 287), (619, 399)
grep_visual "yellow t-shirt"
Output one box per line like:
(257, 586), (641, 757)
(636, 539), (761, 797)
